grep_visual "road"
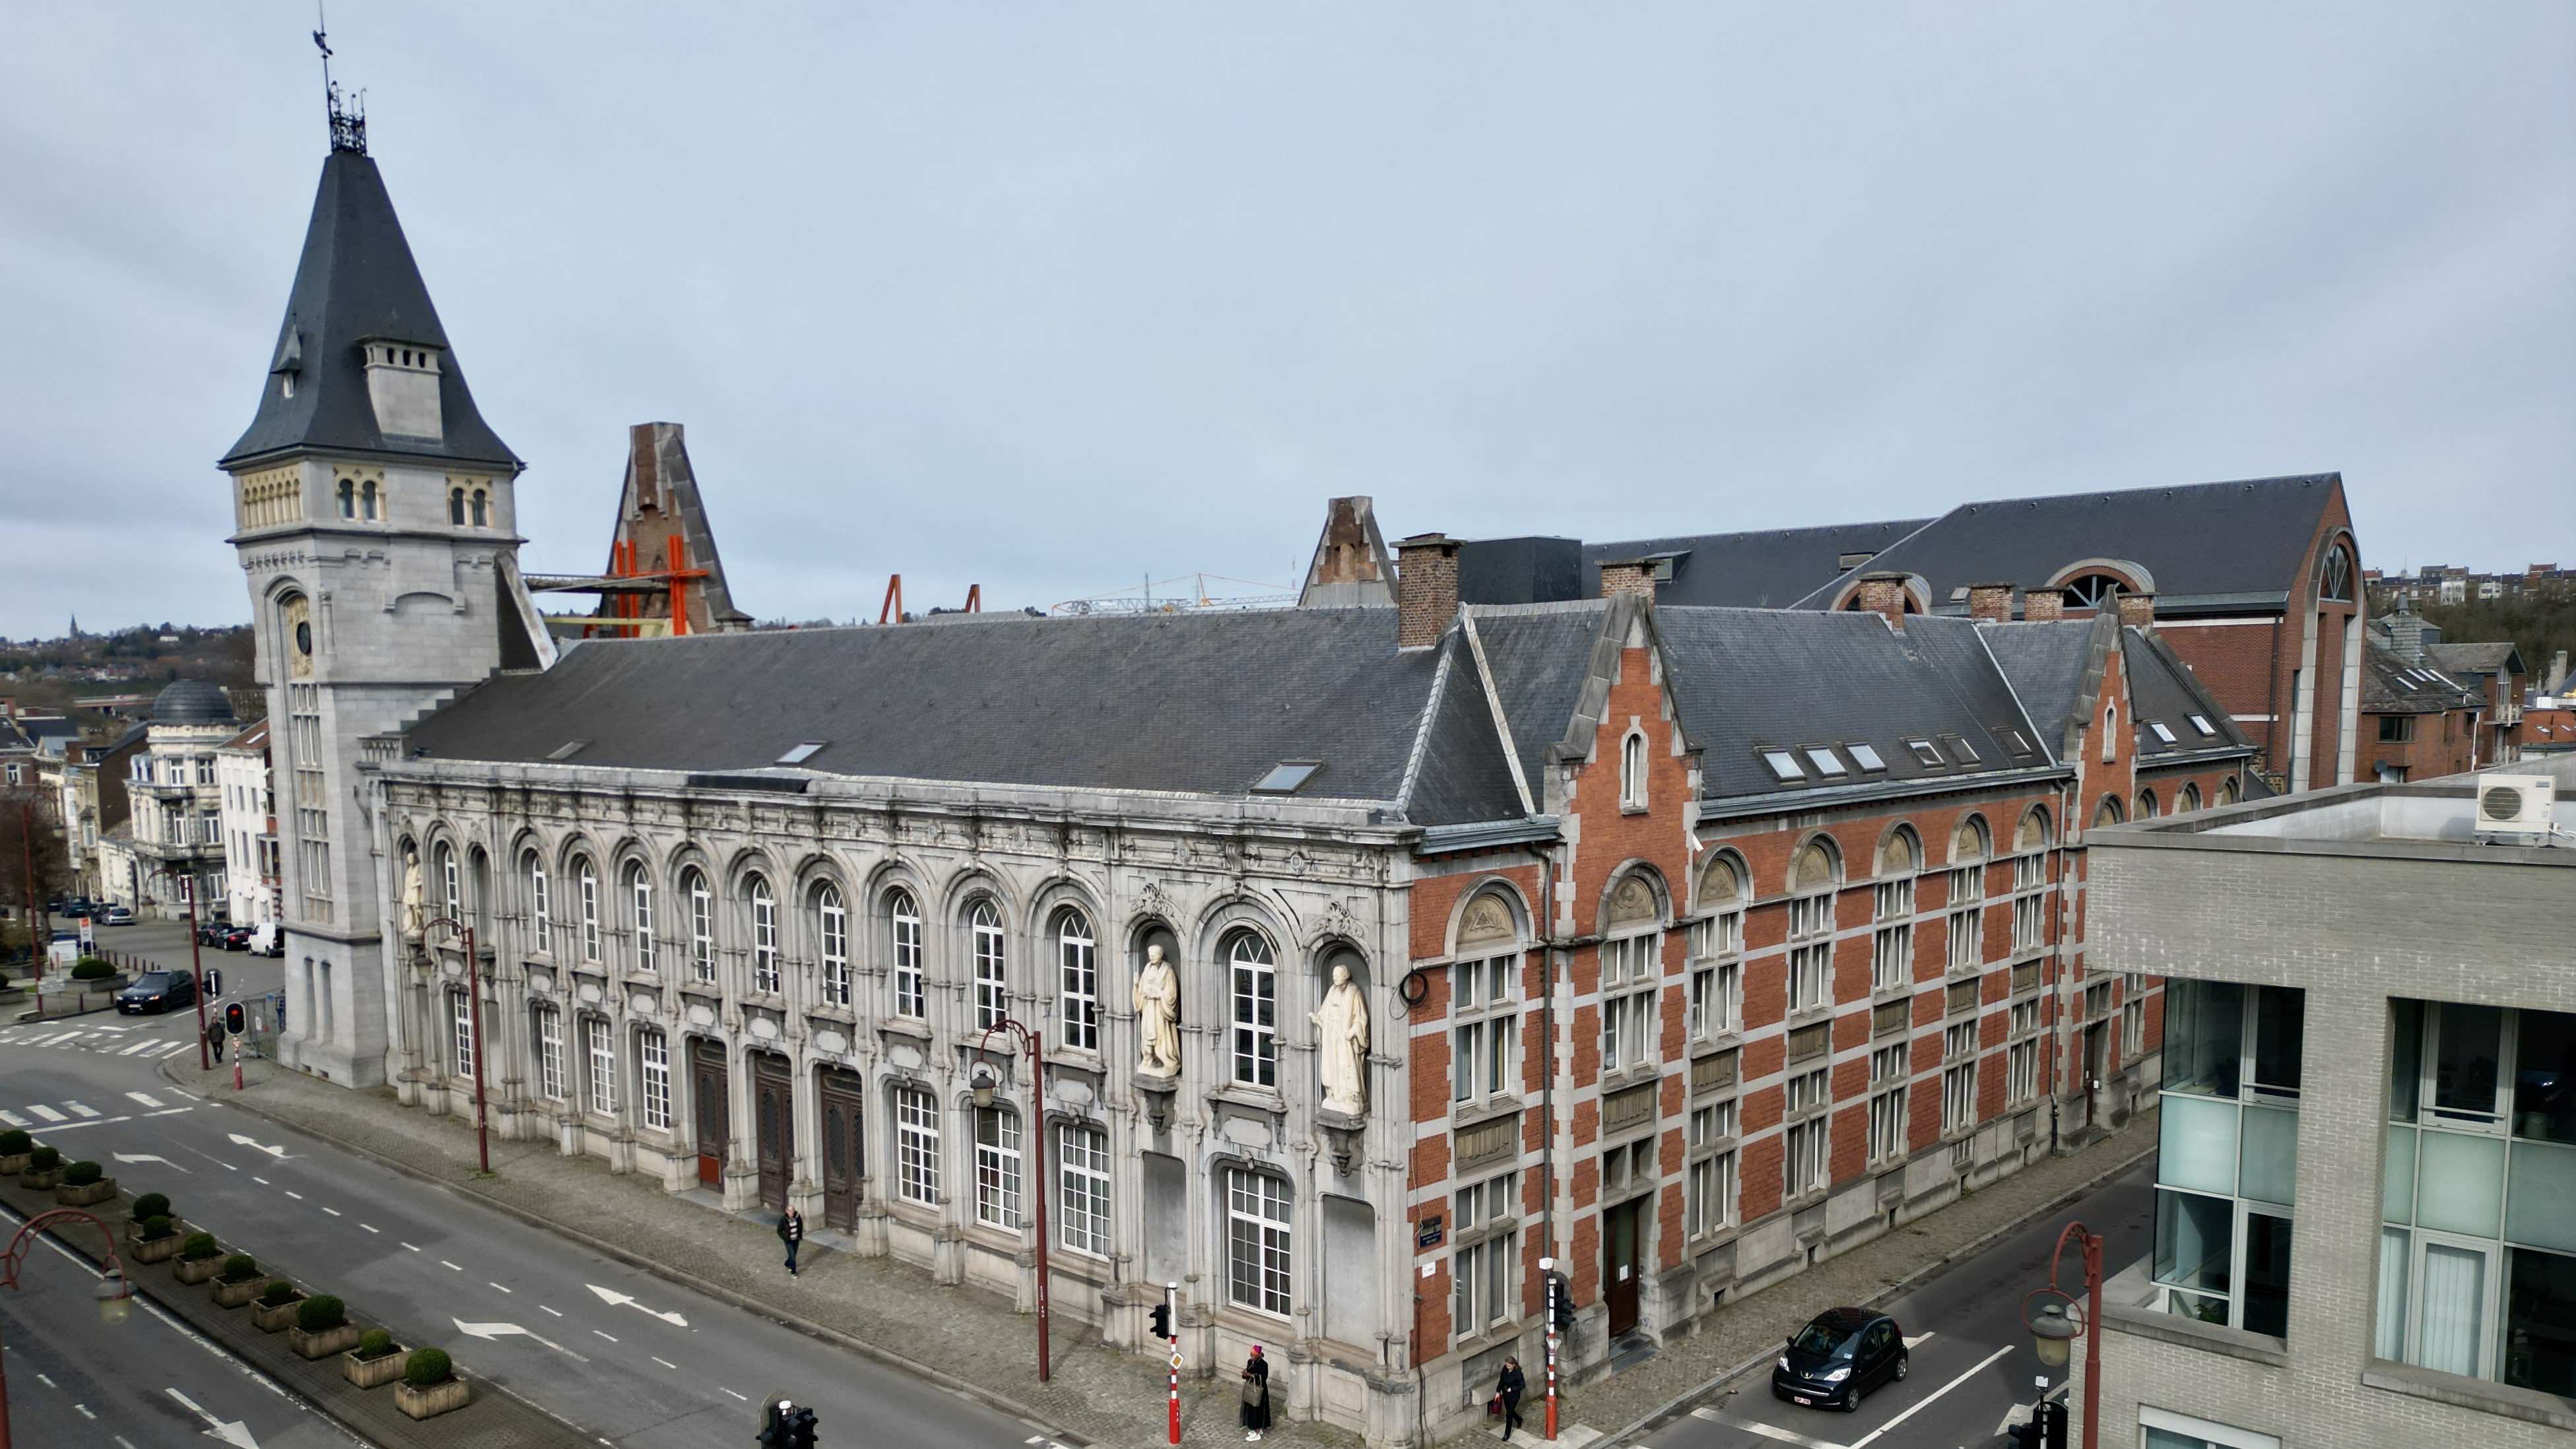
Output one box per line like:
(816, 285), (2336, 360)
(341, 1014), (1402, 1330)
(1630, 1159), (2153, 1449)
(3, 922), (1077, 1449)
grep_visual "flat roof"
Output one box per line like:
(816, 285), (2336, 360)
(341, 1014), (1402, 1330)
(2094, 756), (2576, 867)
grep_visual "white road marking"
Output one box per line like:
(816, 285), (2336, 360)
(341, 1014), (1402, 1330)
(112, 1152), (187, 1173)
(721, 1388), (748, 1401)
(119, 1042), (153, 1056)
(156, 1042), (191, 1057)
(320, 1206), (341, 1217)
(38, 1113), (133, 1132)
(75, 1404), (97, 1420)
(0, 1111), (23, 1128)
(65, 1101), (100, 1117)
(539, 1304), (563, 1317)
(360, 1223), (380, 1234)
(653, 1356), (678, 1369)
(489, 1282), (511, 1293)
(1726, 1421), (1845, 1449)
(25, 1105), (65, 1122)
(1851, 1344), (2015, 1449)
(401, 1241), (421, 1252)
(441, 1260), (465, 1272)
(126, 1091), (164, 1108)
(1901, 1332), (1934, 1350)
(251, 1176), (269, 1185)
(147, 1107), (194, 1116)
(226, 1132), (288, 1159)
(283, 1190), (303, 1200)
(453, 1316), (589, 1362)
(587, 1282), (690, 1328)
(34, 1371), (56, 1388)
(592, 1330), (617, 1342)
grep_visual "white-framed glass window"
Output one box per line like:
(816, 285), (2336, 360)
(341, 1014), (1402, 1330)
(584, 1015), (616, 1115)
(449, 989), (475, 1076)
(1685, 1100), (1738, 1238)
(638, 1027), (670, 1131)
(1454, 1169), (1520, 1338)
(974, 1107), (1022, 1229)
(970, 900), (1006, 1031)
(817, 884), (851, 1008)
(1620, 729), (1647, 809)
(2137, 1405), (2285, 1449)
(2152, 980), (2301, 1336)
(1225, 1169), (1292, 1316)
(1783, 1112), (1829, 1199)
(436, 843), (461, 922)
(2124, 990), (2146, 1058)
(1688, 905), (1740, 1039)
(1872, 875), (1914, 992)
(532, 1004), (564, 1100)
(1600, 932), (1659, 1072)
(628, 864), (655, 973)
(1787, 887), (1834, 1014)
(577, 861), (601, 963)
(894, 1087), (940, 1206)
(1946, 863), (1983, 973)
(2011, 853), (2047, 953)
(2007, 998), (2042, 1105)
(1228, 932), (1278, 1087)
(1868, 1044), (1909, 1163)
(1057, 908), (1098, 1052)
(1452, 954), (1519, 1103)
(748, 876), (779, 994)
(1942, 1021), (1977, 1134)
(684, 868), (714, 984)
(525, 851), (550, 950)
(888, 889), (924, 1019)
(1058, 1124), (1110, 1256)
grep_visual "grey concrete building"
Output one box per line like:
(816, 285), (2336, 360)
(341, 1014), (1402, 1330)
(2084, 757), (2576, 1448)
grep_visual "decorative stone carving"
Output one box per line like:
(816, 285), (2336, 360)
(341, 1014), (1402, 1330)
(1457, 892), (1515, 948)
(399, 847), (426, 944)
(1133, 944), (1181, 1076)
(1309, 963), (1369, 1115)
(1133, 881), (1177, 924)
(1606, 874), (1657, 927)
(1317, 897), (1361, 944)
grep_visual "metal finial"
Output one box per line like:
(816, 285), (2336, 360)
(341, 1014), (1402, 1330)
(315, 3), (366, 154)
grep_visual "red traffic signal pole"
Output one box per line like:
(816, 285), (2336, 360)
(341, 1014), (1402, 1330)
(1165, 1281), (1181, 1444)
(1541, 1257), (1560, 1439)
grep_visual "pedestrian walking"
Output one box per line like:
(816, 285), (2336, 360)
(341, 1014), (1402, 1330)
(1239, 1343), (1271, 1441)
(206, 1021), (226, 1063)
(777, 1206), (804, 1276)
(1495, 1355), (1526, 1440)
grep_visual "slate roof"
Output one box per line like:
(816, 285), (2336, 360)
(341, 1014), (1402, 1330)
(222, 150), (516, 470)
(2362, 639), (2480, 715)
(2424, 641), (2523, 679)
(1580, 519), (1932, 608)
(2122, 628), (2258, 762)
(1975, 620), (2097, 758)
(1465, 603), (1618, 797)
(1789, 474), (2343, 614)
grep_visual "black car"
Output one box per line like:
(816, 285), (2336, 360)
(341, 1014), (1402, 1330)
(221, 924), (253, 951)
(115, 970), (198, 1015)
(195, 920), (233, 948)
(1772, 1306), (1908, 1412)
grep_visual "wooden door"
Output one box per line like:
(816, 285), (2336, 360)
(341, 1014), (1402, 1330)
(690, 1037), (728, 1188)
(2084, 1022), (2107, 1120)
(818, 1068), (864, 1231)
(754, 1051), (793, 1212)
(1604, 1199), (1642, 1337)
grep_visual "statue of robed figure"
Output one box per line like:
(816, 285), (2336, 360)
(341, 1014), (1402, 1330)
(1310, 963), (1369, 1115)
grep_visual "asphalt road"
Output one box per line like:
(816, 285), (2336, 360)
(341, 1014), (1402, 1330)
(4, 922), (1078, 1449)
(1631, 1160), (2154, 1449)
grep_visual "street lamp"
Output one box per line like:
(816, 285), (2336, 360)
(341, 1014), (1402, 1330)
(420, 914), (490, 1175)
(974, 1016), (1050, 1382)
(2028, 1301), (2074, 1367)
(2, 1208), (135, 1449)
(2020, 1221), (2104, 1449)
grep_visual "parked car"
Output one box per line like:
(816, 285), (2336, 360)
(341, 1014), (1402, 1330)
(1772, 1307), (1909, 1413)
(221, 924), (253, 951)
(195, 920), (234, 948)
(47, 931), (80, 967)
(115, 969), (198, 1015)
(248, 922), (283, 957)
(102, 905), (135, 926)
(60, 898), (96, 920)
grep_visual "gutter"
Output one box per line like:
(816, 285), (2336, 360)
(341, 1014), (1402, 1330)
(1694, 763), (2070, 822)
(1414, 816), (1562, 853)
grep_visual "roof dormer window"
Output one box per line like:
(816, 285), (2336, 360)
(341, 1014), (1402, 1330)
(1803, 746), (1847, 777)
(1847, 742), (1888, 773)
(361, 337), (445, 443)
(2189, 714), (2215, 736)
(1904, 738), (1944, 768)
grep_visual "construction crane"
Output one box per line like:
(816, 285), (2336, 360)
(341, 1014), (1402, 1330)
(1052, 573), (1294, 616)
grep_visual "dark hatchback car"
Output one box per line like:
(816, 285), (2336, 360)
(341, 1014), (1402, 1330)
(1772, 1306), (1909, 1412)
(115, 970), (198, 1015)
(220, 924), (253, 951)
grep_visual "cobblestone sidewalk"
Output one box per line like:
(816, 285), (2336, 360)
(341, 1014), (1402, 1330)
(182, 1054), (2152, 1448)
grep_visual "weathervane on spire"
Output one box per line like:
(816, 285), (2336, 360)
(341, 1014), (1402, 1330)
(315, 2), (366, 154)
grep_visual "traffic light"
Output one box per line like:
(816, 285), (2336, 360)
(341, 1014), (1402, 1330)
(1148, 1302), (1172, 1340)
(223, 1002), (246, 1037)
(785, 1405), (817, 1449)
(1546, 1272), (1573, 1334)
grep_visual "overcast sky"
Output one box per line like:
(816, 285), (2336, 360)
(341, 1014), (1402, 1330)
(6, 3), (2571, 637)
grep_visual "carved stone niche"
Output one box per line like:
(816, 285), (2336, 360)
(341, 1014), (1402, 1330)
(1133, 1069), (1179, 1130)
(1315, 1106), (1366, 1176)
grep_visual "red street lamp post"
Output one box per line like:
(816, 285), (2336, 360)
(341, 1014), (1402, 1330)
(183, 879), (213, 1072)
(973, 1016), (1049, 1382)
(2022, 1219), (2104, 1449)
(421, 915), (490, 1175)
(0, 1208), (137, 1449)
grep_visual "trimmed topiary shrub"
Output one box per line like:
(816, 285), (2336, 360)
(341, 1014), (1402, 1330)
(297, 1295), (347, 1332)
(220, 1253), (259, 1283)
(0, 1129), (29, 1156)
(28, 1147), (59, 1173)
(61, 1161), (102, 1187)
(139, 1214), (175, 1241)
(180, 1232), (220, 1261)
(259, 1279), (301, 1307)
(356, 1328), (397, 1361)
(131, 1192), (171, 1221)
(405, 1347), (453, 1387)
(71, 957), (116, 980)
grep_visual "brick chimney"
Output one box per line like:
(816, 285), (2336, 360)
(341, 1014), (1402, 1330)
(2117, 591), (2156, 629)
(1966, 583), (2014, 622)
(1854, 571), (1909, 629)
(1395, 533), (1461, 648)
(2025, 590), (2064, 622)
(1597, 559), (1657, 600)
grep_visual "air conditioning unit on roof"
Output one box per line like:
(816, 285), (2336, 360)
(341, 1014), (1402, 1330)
(2473, 774), (2554, 842)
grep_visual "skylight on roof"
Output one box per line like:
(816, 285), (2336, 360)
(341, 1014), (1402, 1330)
(2148, 721), (2177, 744)
(777, 741), (828, 765)
(546, 739), (589, 761)
(1251, 761), (1322, 794)
(1942, 734), (1980, 764)
(1804, 747), (1847, 777)
(2189, 714), (2215, 736)
(1996, 727), (2033, 757)
(1904, 738), (1944, 768)
(2395, 677), (2416, 692)
(1847, 742), (1888, 773)
(1760, 748), (1805, 783)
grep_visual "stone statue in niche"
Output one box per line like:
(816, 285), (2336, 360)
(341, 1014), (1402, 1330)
(1133, 942), (1181, 1077)
(400, 847), (427, 943)
(1310, 962), (1370, 1115)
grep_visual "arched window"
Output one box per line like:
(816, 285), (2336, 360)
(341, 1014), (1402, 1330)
(970, 899), (1005, 1030)
(627, 862), (655, 973)
(2060, 572), (2127, 608)
(1872, 829), (1917, 993)
(447, 488), (467, 526)
(523, 849), (550, 950)
(1787, 840), (1839, 1012)
(360, 480), (379, 521)
(2218, 775), (2241, 806)
(1620, 730), (1647, 809)
(1055, 907), (1098, 1052)
(747, 876), (779, 994)
(2011, 808), (2052, 953)
(2102, 701), (2119, 764)
(1224, 1167), (1292, 1316)
(470, 488), (489, 527)
(1946, 816), (1988, 974)
(887, 888), (923, 1018)
(682, 867), (714, 984)
(435, 842), (460, 922)
(2136, 789), (2160, 820)
(336, 479), (355, 519)
(576, 859), (601, 962)
(815, 882), (850, 1008)
(1601, 872), (1663, 1070)
(2181, 782), (2204, 813)
(1226, 930), (1278, 1087)
(2094, 796), (2125, 828)
(1689, 856), (1742, 1040)
(2319, 544), (2354, 602)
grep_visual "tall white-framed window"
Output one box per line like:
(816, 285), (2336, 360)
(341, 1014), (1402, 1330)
(1783, 1066), (1831, 1200)
(974, 1107), (1022, 1229)
(748, 876), (779, 995)
(1228, 932), (1278, 1087)
(638, 1028), (670, 1131)
(1868, 1043), (1909, 1163)
(449, 990), (475, 1076)
(1224, 1169), (1292, 1316)
(1451, 953), (1519, 1104)
(1619, 729), (1648, 809)
(684, 868), (714, 984)
(894, 1087), (939, 1206)
(577, 860), (601, 963)
(1872, 875), (1915, 992)
(888, 889), (924, 1019)
(1058, 1124), (1110, 1256)
(1942, 1021), (1977, 1135)
(436, 843), (461, 922)
(1056, 908), (1098, 1052)
(2123, 989), (2146, 1058)
(1686, 1099), (1738, 1238)
(532, 1004), (564, 1100)
(584, 1015), (616, 1115)
(1453, 1169), (1519, 1337)
(816, 884), (851, 1008)
(2011, 852), (2047, 953)
(628, 864), (655, 973)
(1946, 862), (1985, 973)
(1787, 891), (1834, 1014)
(1599, 932), (1660, 1072)
(970, 900), (1006, 1031)
(2007, 998), (2042, 1104)
(525, 851), (550, 951)
(1690, 858), (1744, 1040)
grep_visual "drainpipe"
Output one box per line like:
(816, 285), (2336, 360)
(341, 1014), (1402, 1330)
(1531, 841), (1561, 1336)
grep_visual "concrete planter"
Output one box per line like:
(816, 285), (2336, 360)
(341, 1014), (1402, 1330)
(343, 1347), (407, 1389)
(290, 1322), (362, 1361)
(129, 1233), (182, 1264)
(125, 1216), (185, 1243)
(173, 1254), (221, 1285)
(250, 1294), (307, 1332)
(0, 1153), (27, 1175)
(212, 1277), (263, 1308)
(55, 1176), (116, 1208)
(394, 1377), (471, 1420)
(18, 1169), (61, 1191)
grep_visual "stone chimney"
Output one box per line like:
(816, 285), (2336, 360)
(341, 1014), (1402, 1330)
(1966, 583), (2014, 623)
(2117, 591), (2156, 629)
(1854, 572), (1909, 629)
(1597, 559), (1657, 600)
(2024, 590), (2064, 622)
(1395, 533), (1461, 649)
(2548, 650), (2569, 696)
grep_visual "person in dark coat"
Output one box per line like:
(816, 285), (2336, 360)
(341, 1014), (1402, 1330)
(1496, 1356), (1527, 1440)
(1239, 1343), (1270, 1440)
(777, 1206), (804, 1275)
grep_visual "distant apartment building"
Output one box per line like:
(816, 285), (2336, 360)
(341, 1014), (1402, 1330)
(215, 721), (277, 925)
(2371, 608), (2530, 765)
(106, 679), (240, 917)
(2084, 759), (2576, 1449)
(2367, 562), (2576, 611)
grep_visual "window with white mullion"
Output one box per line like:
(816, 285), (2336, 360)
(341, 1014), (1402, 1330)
(1688, 911), (1741, 1039)
(532, 1004), (563, 1100)
(629, 866), (655, 973)
(748, 878), (779, 995)
(895, 1087), (940, 1205)
(1600, 933), (1661, 1072)
(1787, 892), (1834, 1013)
(2011, 854), (2047, 953)
(685, 870), (714, 984)
(525, 853), (551, 952)
(1871, 876), (1914, 993)
(888, 890), (924, 1018)
(577, 862), (601, 963)
(974, 1107), (1022, 1229)
(584, 1015), (616, 1116)
(1228, 933), (1278, 1087)
(1224, 1169), (1292, 1316)
(1686, 1100), (1738, 1237)
(970, 901), (1006, 1031)
(1058, 1124), (1110, 1256)
(1057, 910), (1098, 1052)
(1946, 863), (1984, 974)
(1941, 1021), (1977, 1134)
(1452, 954), (1519, 1104)
(1868, 1043), (1909, 1163)
(817, 886), (851, 1008)
(449, 990), (475, 1077)
(2007, 998), (2041, 1104)
(638, 1027), (670, 1130)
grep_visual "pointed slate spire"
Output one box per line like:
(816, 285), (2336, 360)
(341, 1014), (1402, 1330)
(222, 150), (517, 470)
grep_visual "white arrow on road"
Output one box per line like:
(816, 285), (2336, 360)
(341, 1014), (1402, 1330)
(165, 1386), (260, 1448)
(453, 1316), (589, 1362)
(587, 1282), (689, 1328)
(225, 1133), (288, 1160)
(114, 1151), (189, 1173)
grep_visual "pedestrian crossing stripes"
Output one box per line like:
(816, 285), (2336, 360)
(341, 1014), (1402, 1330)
(0, 1101), (195, 1134)
(0, 1029), (193, 1058)
(25, 1105), (65, 1122)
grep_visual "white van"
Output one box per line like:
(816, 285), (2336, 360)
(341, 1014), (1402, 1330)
(249, 922), (283, 957)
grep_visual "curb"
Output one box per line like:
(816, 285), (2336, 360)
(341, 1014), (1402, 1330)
(1591, 1126), (2159, 1449)
(162, 1056), (1097, 1448)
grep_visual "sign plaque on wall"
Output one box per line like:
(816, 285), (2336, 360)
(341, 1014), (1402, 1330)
(1416, 1215), (1444, 1250)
